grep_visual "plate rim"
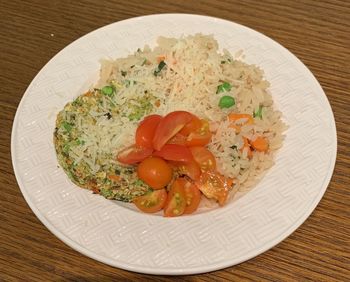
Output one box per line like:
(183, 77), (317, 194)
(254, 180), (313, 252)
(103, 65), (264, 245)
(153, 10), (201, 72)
(11, 13), (337, 275)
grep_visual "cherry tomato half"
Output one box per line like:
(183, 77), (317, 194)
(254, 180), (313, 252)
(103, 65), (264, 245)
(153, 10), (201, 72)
(190, 146), (216, 171)
(164, 178), (187, 217)
(137, 157), (173, 189)
(183, 180), (201, 214)
(153, 111), (193, 151)
(117, 145), (153, 165)
(135, 114), (162, 148)
(133, 189), (167, 213)
(185, 120), (212, 147)
(167, 133), (187, 146)
(196, 171), (230, 206)
(179, 114), (202, 136)
(153, 144), (194, 162)
(170, 160), (201, 181)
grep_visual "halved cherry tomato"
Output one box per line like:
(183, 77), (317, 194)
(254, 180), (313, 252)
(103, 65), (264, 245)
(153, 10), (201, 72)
(167, 133), (187, 146)
(137, 157), (173, 189)
(153, 111), (193, 150)
(133, 189), (167, 213)
(135, 114), (162, 148)
(117, 145), (153, 164)
(185, 120), (212, 147)
(179, 115), (202, 136)
(164, 178), (187, 217)
(153, 144), (193, 162)
(190, 146), (216, 171)
(196, 171), (230, 206)
(183, 180), (201, 214)
(170, 160), (201, 181)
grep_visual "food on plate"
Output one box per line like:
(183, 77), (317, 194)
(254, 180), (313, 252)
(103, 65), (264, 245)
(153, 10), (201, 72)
(54, 34), (286, 216)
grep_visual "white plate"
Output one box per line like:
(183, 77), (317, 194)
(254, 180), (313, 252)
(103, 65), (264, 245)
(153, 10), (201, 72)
(11, 14), (337, 275)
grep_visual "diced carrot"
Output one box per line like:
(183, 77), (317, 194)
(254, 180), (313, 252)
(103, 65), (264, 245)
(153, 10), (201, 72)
(229, 124), (241, 133)
(228, 113), (254, 125)
(108, 175), (121, 182)
(241, 137), (253, 159)
(228, 113), (254, 134)
(157, 55), (166, 63)
(250, 137), (269, 152)
(155, 100), (161, 107)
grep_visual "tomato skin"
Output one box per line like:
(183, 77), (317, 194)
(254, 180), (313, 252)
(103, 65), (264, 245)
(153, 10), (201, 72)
(183, 181), (201, 214)
(153, 144), (194, 162)
(189, 146), (216, 171)
(133, 189), (167, 213)
(179, 115), (202, 136)
(164, 178), (187, 217)
(117, 145), (153, 165)
(196, 171), (230, 206)
(135, 115), (162, 148)
(137, 157), (173, 189)
(170, 160), (201, 181)
(153, 111), (193, 151)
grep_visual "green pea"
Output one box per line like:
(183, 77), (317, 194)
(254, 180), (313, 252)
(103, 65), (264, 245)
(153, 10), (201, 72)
(101, 85), (115, 97)
(219, 96), (235, 108)
(216, 82), (232, 94)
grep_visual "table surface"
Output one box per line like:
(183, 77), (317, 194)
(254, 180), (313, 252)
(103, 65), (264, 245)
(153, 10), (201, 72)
(1, 0), (349, 281)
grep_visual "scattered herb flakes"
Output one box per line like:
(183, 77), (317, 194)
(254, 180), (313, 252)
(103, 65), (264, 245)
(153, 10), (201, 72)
(104, 112), (112, 119)
(154, 60), (166, 76)
(253, 105), (263, 119)
(62, 121), (73, 132)
(100, 188), (113, 198)
(141, 58), (148, 66)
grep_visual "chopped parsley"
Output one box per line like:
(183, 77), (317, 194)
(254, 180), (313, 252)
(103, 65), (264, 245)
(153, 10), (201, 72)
(72, 98), (82, 107)
(100, 188), (113, 198)
(62, 121), (73, 133)
(134, 179), (145, 186)
(63, 143), (70, 154)
(253, 105), (263, 119)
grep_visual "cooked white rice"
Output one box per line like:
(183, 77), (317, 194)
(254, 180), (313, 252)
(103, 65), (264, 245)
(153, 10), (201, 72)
(96, 34), (286, 193)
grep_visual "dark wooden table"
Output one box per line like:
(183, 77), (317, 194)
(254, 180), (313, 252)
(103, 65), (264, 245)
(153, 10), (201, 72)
(1, 1), (349, 281)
